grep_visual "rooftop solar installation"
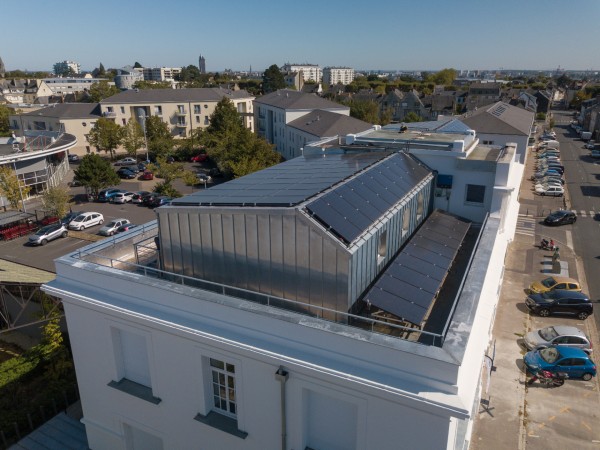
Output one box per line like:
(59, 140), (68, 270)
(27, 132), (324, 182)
(171, 152), (389, 207)
(305, 152), (431, 244)
(364, 210), (471, 326)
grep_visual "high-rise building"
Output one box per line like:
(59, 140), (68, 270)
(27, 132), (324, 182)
(0, 56), (5, 77)
(198, 55), (206, 74)
(323, 66), (355, 86)
(281, 63), (322, 83)
(53, 60), (81, 76)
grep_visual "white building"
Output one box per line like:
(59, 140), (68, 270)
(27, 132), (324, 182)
(53, 60), (81, 76)
(44, 113), (527, 449)
(41, 76), (108, 95)
(114, 66), (144, 90)
(254, 89), (350, 159)
(281, 63), (322, 83)
(142, 67), (182, 82)
(323, 66), (355, 86)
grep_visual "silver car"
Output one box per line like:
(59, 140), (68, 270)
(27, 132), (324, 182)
(68, 212), (104, 230)
(98, 218), (131, 236)
(28, 223), (68, 246)
(523, 325), (592, 354)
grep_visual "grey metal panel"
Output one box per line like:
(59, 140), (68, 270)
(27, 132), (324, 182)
(158, 213), (173, 272)
(269, 215), (284, 298)
(295, 221), (310, 304)
(169, 213), (183, 275)
(188, 213), (202, 279)
(233, 214), (248, 290)
(210, 214), (224, 284)
(178, 213), (193, 278)
(257, 215), (271, 294)
(245, 215), (260, 293)
(322, 237), (338, 310)
(221, 214), (236, 285)
(282, 215), (297, 301)
(308, 227), (324, 312)
(199, 213), (213, 280)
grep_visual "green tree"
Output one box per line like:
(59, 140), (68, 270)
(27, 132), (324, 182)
(570, 90), (591, 109)
(431, 68), (457, 85)
(133, 61), (143, 69)
(133, 80), (172, 90)
(88, 118), (124, 160)
(122, 118), (145, 158)
(74, 154), (120, 198)
(88, 80), (120, 102)
(0, 104), (11, 137)
(178, 65), (202, 82)
(262, 64), (286, 93)
(145, 116), (174, 158)
(181, 170), (200, 191)
(41, 186), (71, 218)
(0, 166), (30, 209)
(350, 100), (380, 124)
(152, 180), (182, 198)
(536, 112), (547, 121)
(147, 156), (184, 184)
(403, 112), (423, 123)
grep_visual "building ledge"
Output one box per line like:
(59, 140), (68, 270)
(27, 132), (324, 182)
(107, 378), (161, 404)
(194, 411), (248, 439)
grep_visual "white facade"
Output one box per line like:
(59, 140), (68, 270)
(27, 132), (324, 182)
(142, 67), (182, 82)
(42, 77), (107, 95)
(53, 60), (81, 75)
(281, 63), (322, 82)
(323, 66), (355, 85)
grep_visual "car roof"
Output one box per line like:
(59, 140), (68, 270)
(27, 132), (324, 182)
(552, 325), (587, 338)
(555, 346), (592, 358)
(544, 276), (579, 283)
(546, 289), (589, 299)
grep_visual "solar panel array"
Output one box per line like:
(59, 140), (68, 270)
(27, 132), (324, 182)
(365, 210), (470, 326)
(305, 152), (431, 244)
(171, 152), (387, 207)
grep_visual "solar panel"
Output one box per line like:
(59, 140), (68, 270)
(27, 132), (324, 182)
(364, 210), (470, 325)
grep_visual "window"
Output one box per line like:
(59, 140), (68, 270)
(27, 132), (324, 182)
(154, 106), (162, 115)
(483, 140), (494, 145)
(416, 192), (424, 219)
(465, 184), (486, 204)
(402, 208), (410, 237)
(196, 116), (200, 124)
(82, 122), (87, 127)
(107, 106), (114, 113)
(194, 105), (201, 114)
(377, 231), (387, 264)
(204, 117), (209, 125)
(120, 106), (125, 114)
(209, 358), (237, 417)
(122, 119), (127, 125)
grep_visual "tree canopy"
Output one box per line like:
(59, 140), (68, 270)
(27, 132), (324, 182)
(122, 118), (145, 157)
(88, 80), (120, 102)
(262, 64), (286, 93)
(133, 80), (172, 90)
(144, 116), (174, 158)
(0, 166), (30, 210)
(73, 154), (120, 198)
(133, 61), (143, 68)
(41, 186), (71, 218)
(0, 104), (12, 137)
(87, 118), (124, 160)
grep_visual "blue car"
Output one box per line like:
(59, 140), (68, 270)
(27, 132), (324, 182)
(97, 188), (123, 202)
(524, 346), (596, 381)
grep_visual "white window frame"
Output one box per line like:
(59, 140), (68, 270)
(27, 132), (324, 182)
(208, 357), (237, 418)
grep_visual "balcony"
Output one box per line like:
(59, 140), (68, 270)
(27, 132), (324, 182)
(103, 111), (117, 117)
(175, 121), (188, 128)
(176, 109), (187, 116)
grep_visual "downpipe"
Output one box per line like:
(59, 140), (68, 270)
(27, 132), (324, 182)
(275, 366), (289, 450)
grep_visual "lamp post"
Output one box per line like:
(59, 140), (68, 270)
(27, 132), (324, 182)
(140, 113), (149, 162)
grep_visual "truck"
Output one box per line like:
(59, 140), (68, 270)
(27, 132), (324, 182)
(581, 131), (592, 141)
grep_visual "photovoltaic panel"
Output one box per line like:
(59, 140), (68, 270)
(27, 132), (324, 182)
(365, 210), (470, 325)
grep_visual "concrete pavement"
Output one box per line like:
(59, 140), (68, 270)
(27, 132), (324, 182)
(470, 141), (600, 449)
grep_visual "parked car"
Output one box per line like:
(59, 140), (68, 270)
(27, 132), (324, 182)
(191, 153), (208, 163)
(140, 170), (154, 180)
(529, 276), (582, 294)
(68, 212), (104, 230)
(97, 188), (122, 202)
(137, 162), (147, 172)
(197, 173), (212, 184)
(131, 191), (151, 204)
(525, 289), (592, 320)
(118, 223), (138, 233)
(523, 326), (592, 354)
(117, 168), (137, 179)
(536, 175), (564, 185)
(67, 154), (79, 163)
(114, 157), (137, 166)
(28, 223), (68, 246)
(584, 142), (596, 150)
(535, 185), (564, 196)
(524, 347), (596, 381)
(166, 156), (175, 164)
(544, 210), (577, 226)
(123, 165), (140, 174)
(111, 191), (135, 204)
(532, 169), (562, 179)
(535, 182), (563, 193)
(149, 196), (172, 208)
(590, 150), (600, 158)
(61, 211), (83, 225)
(98, 218), (131, 236)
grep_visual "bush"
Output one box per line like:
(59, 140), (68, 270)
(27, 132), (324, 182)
(536, 112), (546, 121)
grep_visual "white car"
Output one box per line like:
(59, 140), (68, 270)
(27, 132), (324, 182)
(535, 185), (564, 197)
(68, 212), (104, 230)
(114, 157), (137, 166)
(535, 181), (562, 191)
(98, 218), (131, 236)
(111, 191), (135, 204)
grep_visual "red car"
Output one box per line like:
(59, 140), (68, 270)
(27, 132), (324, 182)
(140, 170), (154, 180)
(190, 153), (208, 163)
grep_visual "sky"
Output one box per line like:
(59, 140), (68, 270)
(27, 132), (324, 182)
(3, 0), (600, 73)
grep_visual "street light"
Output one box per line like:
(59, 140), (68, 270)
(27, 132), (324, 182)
(139, 113), (149, 163)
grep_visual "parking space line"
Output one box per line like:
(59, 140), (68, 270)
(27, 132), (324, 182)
(566, 230), (573, 249)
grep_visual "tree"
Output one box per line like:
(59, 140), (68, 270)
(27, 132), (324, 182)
(431, 68), (457, 86)
(133, 61), (143, 69)
(350, 100), (380, 124)
(403, 112), (423, 123)
(262, 64), (286, 93)
(122, 118), (145, 157)
(181, 170), (200, 192)
(145, 116), (174, 158)
(92, 63), (106, 78)
(153, 180), (182, 198)
(147, 156), (184, 184)
(178, 65), (202, 82)
(0, 104), (11, 137)
(0, 166), (30, 209)
(88, 80), (120, 102)
(73, 154), (120, 199)
(133, 80), (172, 90)
(87, 118), (124, 160)
(41, 186), (71, 218)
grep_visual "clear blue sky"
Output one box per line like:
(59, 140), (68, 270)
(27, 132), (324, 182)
(4, 0), (600, 73)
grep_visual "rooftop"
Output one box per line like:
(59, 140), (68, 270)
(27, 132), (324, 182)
(287, 109), (373, 138)
(254, 89), (349, 110)
(100, 87), (253, 104)
(20, 103), (101, 119)
(461, 101), (535, 136)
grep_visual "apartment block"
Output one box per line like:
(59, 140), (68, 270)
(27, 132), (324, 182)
(323, 66), (355, 85)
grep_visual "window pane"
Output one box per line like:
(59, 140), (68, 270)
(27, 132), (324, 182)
(230, 402), (236, 414)
(212, 372), (218, 383)
(226, 363), (235, 373)
(214, 396), (220, 408)
(210, 358), (224, 370)
(466, 184), (485, 203)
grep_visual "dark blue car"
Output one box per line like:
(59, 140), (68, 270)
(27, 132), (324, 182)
(524, 346), (596, 381)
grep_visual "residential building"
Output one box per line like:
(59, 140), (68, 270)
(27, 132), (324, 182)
(199, 55), (206, 74)
(461, 101), (535, 163)
(10, 103), (102, 155)
(0, 56), (5, 77)
(53, 60), (80, 76)
(99, 88), (255, 137)
(322, 66), (355, 86)
(285, 109), (373, 158)
(533, 90), (552, 114)
(41, 76), (107, 96)
(281, 63), (322, 83)
(114, 66), (144, 90)
(0, 79), (38, 104)
(43, 114), (525, 448)
(284, 72), (303, 91)
(254, 89), (350, 158)
(465, 82), (502, 111)
(142, 67), (181, 82)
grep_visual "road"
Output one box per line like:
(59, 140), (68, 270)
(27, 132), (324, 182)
(552, 110), (600, 332)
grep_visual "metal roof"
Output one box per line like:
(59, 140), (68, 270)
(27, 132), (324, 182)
(287, 109), (372, 138)
(100, 87), (253, 104)
(171, 152), (391, 207)
(254, 89), (349, 111)
(364, 210), (471, 325)
(0, 258), (55, 284)
(0, 211), (35, 227)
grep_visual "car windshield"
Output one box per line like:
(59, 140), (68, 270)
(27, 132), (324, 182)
(35, 226), (51, 235)
(541, 277), (557, 288)
(539, 327), (559, 341)
(106, 221), (118, 227)
(73, 215), (85, 222)
(539, 347), (559, 364)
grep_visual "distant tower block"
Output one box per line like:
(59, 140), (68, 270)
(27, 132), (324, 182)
(198, 55), (206, 74)
(0, 56), (5, 77)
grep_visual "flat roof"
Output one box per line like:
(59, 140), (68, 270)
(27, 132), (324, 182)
(358, 128), (470, 146)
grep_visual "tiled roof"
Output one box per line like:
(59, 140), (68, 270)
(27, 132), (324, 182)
(287, 109), (372, 137)
(20, 103), (101, 119)
(461, 101), (534, 136)
(254, 89), (348, 111)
